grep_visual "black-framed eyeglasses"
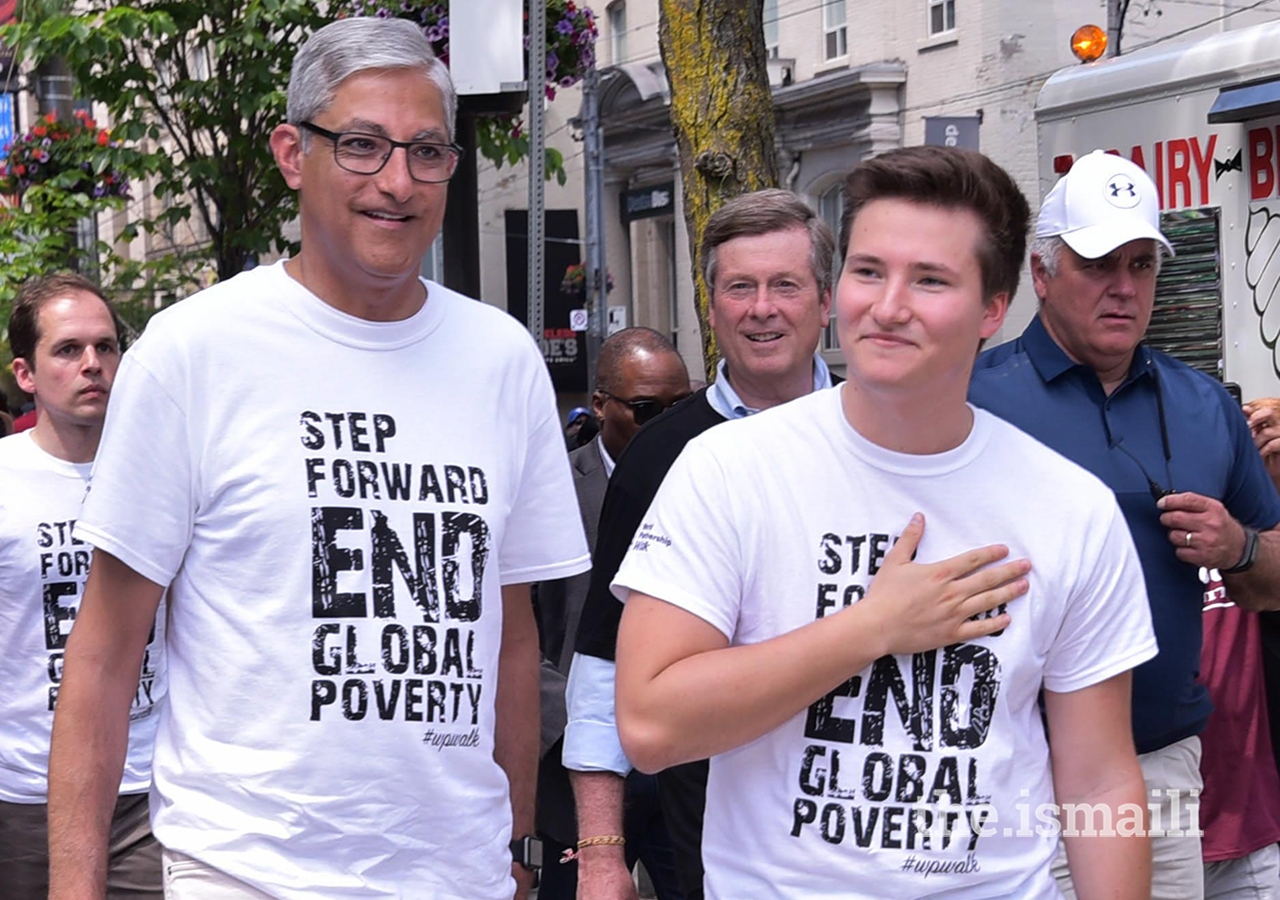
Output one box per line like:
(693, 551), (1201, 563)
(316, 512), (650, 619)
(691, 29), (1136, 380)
(599, 391), (689, 426)
(299, 122), (463, 183)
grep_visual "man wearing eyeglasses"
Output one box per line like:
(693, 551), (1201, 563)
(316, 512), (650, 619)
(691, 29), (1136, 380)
(45, 16), (588, 900)
(969, 150), (1280, 900)
(536, 327), (690, 900)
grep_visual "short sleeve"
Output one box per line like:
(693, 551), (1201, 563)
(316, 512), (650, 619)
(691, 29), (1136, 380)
(1221, 391), (1280, 531)
(1043, 500), (1158, 693)
(77, 351), (196, 587)
(497, 356), (590, 585)
(610, 440), (744, 640)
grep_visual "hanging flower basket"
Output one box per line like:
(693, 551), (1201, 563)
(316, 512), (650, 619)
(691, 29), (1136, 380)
(348, 0), (599, 100)
(0, 110), (129, 199)
(561, 261), (614, 298)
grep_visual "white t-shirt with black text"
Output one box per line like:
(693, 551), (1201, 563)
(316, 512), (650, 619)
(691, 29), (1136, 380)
(0, 430), (164, 803)
(612, 388), (1157, 900)
(77, 261), (591, 900)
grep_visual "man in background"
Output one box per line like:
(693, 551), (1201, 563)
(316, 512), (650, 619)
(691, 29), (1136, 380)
(537, 326), (690, 899)
(0, 274), (164, 899)
(566, 189), (841, 900)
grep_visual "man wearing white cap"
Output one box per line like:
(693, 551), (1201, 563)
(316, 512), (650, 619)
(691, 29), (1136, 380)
(971, 150), (1280, 899)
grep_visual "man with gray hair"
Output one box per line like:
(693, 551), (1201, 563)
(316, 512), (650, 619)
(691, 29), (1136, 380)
(970, 149), (1280, 899)
(565, 189), (841, 900)
(46, 16), (588, 900)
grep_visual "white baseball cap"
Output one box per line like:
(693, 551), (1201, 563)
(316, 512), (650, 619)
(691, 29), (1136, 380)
(1036, 150), (1174, 259)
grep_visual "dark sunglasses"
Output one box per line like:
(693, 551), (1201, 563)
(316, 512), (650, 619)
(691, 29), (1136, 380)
(600, 391), (689, 426)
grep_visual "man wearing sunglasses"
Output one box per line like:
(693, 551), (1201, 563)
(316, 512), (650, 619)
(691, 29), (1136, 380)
(970, 151), (1280, 900)
(45, 17), (588, 900)
(536, 327), (690, 900)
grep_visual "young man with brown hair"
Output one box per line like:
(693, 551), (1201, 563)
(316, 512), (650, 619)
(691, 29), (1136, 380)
(612, 147), (1156, 899)
(0, 274), (164, 899)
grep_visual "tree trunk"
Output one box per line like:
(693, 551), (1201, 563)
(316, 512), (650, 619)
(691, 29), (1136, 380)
(658, 0), (778, 380)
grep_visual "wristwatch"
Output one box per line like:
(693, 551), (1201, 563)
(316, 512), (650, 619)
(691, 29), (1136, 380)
(1222, 525), (1259, 574)
(510, 835), (544, 871)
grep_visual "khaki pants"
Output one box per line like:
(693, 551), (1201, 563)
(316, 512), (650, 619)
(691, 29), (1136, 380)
(162, 850), (277, 900)
(1205, 843), (1280, 900)
(1054, 735), (1205, 900)
(0, 791), (162, 900)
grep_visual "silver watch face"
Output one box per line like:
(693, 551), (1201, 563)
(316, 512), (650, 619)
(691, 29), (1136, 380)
(513, 836), (543, 869)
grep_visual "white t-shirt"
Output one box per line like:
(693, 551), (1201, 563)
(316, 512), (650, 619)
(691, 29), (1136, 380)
(612, 388), (1157, 900)
(0, 431), (163, 803)
(77, 261), (591, 900)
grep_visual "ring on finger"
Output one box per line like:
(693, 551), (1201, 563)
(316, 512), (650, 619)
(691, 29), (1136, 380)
(1185, 531), (1193, 547)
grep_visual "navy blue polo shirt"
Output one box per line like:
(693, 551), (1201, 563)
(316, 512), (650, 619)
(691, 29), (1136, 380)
(969, 315), (1280, 754)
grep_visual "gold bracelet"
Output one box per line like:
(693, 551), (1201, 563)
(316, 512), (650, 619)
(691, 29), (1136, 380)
(559, 834), (627, 864)
(576, 834), (626, 849)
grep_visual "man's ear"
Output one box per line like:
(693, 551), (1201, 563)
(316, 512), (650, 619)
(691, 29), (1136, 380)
(818, 288), (833, 328)
(591, 390), (607, 421)
(270, 124), (305, 191)
(980, 292), (1009, 340)
(1029, 253), (1052, 302)
(12, 357), (35, 396)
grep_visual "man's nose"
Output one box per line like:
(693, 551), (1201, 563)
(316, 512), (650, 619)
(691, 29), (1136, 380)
(871, 277), (911, 323)
(374, 145), (416, 200)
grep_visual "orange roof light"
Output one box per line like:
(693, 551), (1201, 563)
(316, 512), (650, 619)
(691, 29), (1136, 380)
(1071, 24), (1108, 63)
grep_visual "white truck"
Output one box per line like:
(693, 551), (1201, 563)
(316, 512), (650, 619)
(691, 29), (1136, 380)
(1035, 19), (1280, 401)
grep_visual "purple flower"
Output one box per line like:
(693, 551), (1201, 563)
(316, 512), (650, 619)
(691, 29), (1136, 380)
(546, 50), (559, 72)
(41, 137), (51, 147)
(432, 4), (445, 15)
(93, 184), (105, 197)
(375, 8), (389, 17)
(28, 163), (38, 173)
(560, 76), (576, 87)
(555, 19), (574, 35)
(425, 25), (441, 41)
(35, 150), (49, 163)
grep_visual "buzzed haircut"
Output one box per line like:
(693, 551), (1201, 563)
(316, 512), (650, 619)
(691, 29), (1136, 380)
(699, 189), (836, 299)
(839, 146), (1031, 303)
(595, 327), (680, 395)
(7, 273), (125, 370)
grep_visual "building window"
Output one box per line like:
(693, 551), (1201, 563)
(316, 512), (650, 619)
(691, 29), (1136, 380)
(818, 183), (844, 350)
(608, 1), (627, 65)
(822, 0), (847, 61)
(764, 0), (780, 59)
(928, 0), (956, 36)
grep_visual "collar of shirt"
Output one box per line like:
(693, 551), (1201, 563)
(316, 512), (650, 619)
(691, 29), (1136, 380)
(706, 355), (833, 420)
(595, 435), (616, 477)
(1022, 313), (1157, 393)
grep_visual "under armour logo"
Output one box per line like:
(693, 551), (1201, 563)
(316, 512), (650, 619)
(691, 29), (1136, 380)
(1104, 174), (1141, 209)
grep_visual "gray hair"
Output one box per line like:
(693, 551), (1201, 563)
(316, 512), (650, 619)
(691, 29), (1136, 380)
(1029, 235), (1065, 278)
(287, 17), (457, 142)
(1031, 234), (1164, 279)
(699, 189), (836, 300)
